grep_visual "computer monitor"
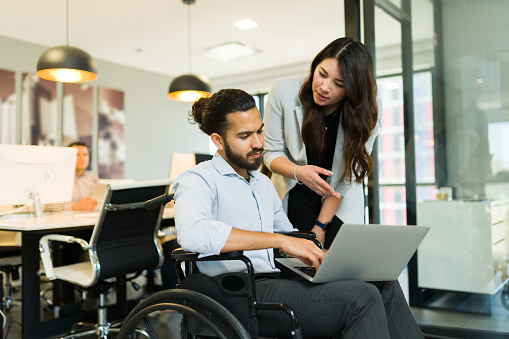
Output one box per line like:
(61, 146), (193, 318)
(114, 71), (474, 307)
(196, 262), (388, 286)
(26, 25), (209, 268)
(169, 153), (213, 183)
(0, 144), (77, 215)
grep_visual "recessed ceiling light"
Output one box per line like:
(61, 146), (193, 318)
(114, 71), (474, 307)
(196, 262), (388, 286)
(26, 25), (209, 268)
(234, 19), (257, 30)
(205, 42), (258, 62)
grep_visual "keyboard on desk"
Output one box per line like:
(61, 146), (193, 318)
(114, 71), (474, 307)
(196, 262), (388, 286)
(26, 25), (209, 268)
(296, 266), (317, 277)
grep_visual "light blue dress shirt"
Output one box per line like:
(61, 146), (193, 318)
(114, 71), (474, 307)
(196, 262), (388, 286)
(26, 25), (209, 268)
(172, 152), (295, 276)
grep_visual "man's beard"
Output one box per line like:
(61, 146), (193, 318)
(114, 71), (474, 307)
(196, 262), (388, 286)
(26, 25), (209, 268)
(224, 140), (263, 171)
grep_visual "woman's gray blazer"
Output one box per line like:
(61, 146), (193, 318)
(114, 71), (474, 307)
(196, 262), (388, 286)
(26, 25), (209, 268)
(262, 76), (381, 224)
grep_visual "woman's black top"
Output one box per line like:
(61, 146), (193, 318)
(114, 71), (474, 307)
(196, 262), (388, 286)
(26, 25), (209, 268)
(306, 103), (342, 179)
(287, 103), (344, 247)
(291, 103), (343, 203)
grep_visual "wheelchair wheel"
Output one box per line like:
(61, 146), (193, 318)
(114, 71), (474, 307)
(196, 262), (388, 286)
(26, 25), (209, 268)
(117, 289), (250, 339)
(119, 303), (228, 339)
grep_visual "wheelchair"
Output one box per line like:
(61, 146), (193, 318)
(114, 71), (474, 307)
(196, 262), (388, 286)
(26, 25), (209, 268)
(117, 193), (321, 339)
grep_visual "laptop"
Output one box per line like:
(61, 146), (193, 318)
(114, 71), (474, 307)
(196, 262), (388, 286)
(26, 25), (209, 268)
(275, 224), (430, 283)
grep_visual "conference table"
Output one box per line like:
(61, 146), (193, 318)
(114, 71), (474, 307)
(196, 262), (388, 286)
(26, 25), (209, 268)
(0, 208), (174, 339)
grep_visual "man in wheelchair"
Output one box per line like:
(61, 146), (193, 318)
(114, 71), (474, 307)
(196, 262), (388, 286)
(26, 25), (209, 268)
(172, 89), (423, 338)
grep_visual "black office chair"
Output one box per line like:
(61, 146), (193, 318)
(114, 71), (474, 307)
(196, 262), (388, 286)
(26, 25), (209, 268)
(39, 179), (172, 339)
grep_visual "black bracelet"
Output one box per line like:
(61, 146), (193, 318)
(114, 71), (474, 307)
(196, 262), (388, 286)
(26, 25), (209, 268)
(315, 219), (330, 231)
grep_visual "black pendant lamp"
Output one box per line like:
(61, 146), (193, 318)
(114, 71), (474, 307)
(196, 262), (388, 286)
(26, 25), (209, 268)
(168, 0), (212, 102)
(37, 0), (97, 83)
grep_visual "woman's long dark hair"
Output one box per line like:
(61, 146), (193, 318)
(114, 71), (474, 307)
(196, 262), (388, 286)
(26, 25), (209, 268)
(300, 37), (378, 184)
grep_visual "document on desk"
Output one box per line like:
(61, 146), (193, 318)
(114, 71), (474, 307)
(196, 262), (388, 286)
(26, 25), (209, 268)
(72, 211), (100, 221)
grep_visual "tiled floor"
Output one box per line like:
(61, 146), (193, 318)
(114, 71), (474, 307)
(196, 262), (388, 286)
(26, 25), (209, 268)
(400, 266), (509, 337)
(3, 275), (509, 338)
(2, 276), (183, 339)
(412, 287), (509, 334)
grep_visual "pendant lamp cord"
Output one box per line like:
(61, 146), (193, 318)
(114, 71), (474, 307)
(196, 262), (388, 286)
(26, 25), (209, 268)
(66, 0), (69, 46)
(187, 3), (192, 74)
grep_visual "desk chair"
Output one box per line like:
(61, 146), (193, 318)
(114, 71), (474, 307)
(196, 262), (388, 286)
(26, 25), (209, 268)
(0, 231), (22, 312)
(39, 179), (172, 338)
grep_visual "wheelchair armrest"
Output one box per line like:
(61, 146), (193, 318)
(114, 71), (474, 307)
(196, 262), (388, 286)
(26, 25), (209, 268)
(277, 231), (316, 240)
(171, 248), (244, 261)
(39, 234), (90, 281)
(171, 248), (252, 286)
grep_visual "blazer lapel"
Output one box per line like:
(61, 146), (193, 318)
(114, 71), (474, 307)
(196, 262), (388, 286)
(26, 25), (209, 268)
(293, 106), (307, 162)
(329, 124), (345, 185)
(295, 105), (304, 130)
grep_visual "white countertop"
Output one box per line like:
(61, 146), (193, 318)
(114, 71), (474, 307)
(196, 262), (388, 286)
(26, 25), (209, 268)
(0, 207), (174, 231)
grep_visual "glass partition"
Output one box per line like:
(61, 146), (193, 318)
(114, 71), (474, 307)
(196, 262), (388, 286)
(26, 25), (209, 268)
(370, 0), (509, 335)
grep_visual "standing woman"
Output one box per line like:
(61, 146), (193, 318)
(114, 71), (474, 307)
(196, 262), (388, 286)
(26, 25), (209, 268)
(263, 37), (381, 248)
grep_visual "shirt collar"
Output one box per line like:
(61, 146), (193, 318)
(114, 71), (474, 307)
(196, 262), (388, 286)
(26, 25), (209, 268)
(212, 152), (260, 183)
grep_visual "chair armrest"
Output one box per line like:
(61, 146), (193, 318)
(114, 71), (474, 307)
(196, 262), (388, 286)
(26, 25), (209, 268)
(171, 248), (244, 261)
(40, 234), (91, 249)
(39, 234), (90, 280)
(171, 248), (250, 283)
(277, 231), (316, 240)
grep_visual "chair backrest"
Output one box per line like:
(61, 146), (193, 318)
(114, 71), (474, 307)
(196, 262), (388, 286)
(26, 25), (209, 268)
(89, 178), (171, 282)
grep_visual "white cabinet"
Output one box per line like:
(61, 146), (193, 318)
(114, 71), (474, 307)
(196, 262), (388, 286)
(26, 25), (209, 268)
(417, 200), (509, 294)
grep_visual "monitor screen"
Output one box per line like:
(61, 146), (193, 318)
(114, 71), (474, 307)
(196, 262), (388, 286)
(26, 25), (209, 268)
(0, 144), (77, 205)
(169, 153), (213, 182)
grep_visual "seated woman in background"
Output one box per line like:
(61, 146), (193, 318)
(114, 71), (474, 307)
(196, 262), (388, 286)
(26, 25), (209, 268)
(45, 141), (98, 212)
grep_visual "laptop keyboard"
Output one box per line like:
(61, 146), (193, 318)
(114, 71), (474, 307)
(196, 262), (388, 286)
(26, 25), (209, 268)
(296, 266), (317, 277)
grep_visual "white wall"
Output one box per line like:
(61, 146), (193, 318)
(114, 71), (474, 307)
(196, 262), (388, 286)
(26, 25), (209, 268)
(0, 35), (211, 181)
(213, 62), (309, 95)
(0, 35), (308, 181)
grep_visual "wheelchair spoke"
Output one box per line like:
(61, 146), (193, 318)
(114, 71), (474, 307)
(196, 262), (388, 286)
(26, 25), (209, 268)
(119, 289), (250, 339)
(118, 303), (228, 339)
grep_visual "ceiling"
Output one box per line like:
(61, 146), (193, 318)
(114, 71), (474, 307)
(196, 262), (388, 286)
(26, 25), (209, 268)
(0, 0), (348, 81)
(1, 0), (433, 85)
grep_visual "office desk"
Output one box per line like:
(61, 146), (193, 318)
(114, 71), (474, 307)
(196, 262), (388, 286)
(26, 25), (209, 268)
(0, 208), (174, 339)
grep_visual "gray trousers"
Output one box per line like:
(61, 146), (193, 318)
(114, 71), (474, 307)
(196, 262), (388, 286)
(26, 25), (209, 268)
(255, 278), (423, 339)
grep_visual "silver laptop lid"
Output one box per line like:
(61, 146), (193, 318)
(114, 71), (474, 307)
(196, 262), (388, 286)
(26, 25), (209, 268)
(277, 224), (430, 283)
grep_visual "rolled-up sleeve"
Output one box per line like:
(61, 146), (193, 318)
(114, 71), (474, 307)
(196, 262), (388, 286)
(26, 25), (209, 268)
(173, 171), (232, 256)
